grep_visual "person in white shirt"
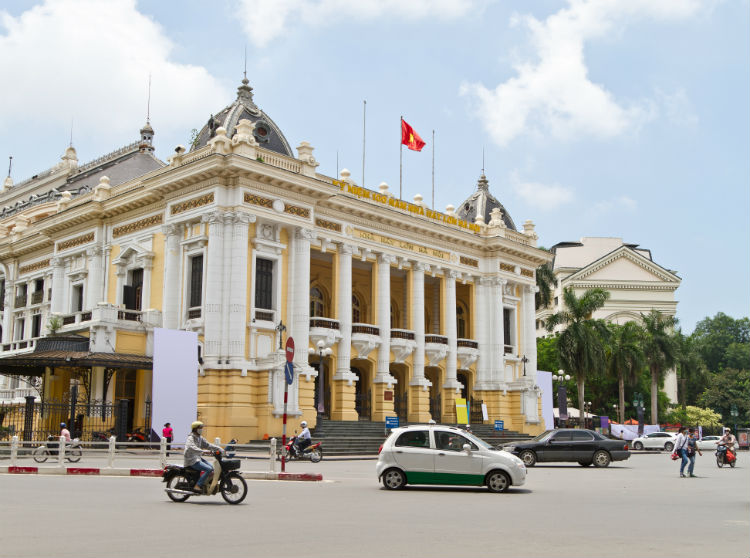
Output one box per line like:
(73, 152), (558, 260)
(674, 427), (689, 478)
(294, 421), (312, 457)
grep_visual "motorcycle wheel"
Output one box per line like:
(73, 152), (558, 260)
(310, 448), (322, 463)
(716, 455), (723, 468)
(32, 446), (48, 463)
(729, 457), (736, 468)
(166, 474), (192, 502)
(220, 472), (248, 504)
(66, 446), (82, 463)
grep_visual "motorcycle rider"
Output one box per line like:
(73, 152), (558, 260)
(717, 428), (738, 461)
(293, 420), (311, 457)
(60, 423), (71, 442)
(184, 421), (223, 493)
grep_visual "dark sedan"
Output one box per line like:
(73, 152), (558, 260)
(502, 429), (630, 468)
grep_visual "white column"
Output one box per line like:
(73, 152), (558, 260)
(2, 281), (13, 343)
(228, 213), (254, 360)
(334, 244), (355, 380)
(493, 278), (506, 384)
(474, 277), (491, 388)
(162, 224), (183, 329)
(375, 254), (395, 381)
(291, 228), (316, 370)
(523, 285), (537, 379)
(201, 210), (225, 359)
(444, 270), (459, 389)
(142, 259), (153, 310)
(220, 213), (234, 360)
(50, 257), (65, 314)
(86, 247), (103, 310)
(411, 262), (427, 385)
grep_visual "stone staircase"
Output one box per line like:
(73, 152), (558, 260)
(309, 419), (534, 456)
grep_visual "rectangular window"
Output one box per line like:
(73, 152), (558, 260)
(189, 255), (203, 308)
(123, 268), (143, 310)
(72, 284), (84, 312)
(31, 314), (42, 337)
(255, 258), (274, 310)
(15, 318), (25, 340)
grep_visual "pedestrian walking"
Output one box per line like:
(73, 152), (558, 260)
(162, 422), (173, 456)
(674, 426), (689, 477)
(686, 427), (702, 477)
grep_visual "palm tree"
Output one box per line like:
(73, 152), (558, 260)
(546, 288), (610, 422)
(535, 249), (555, 311)
(605, 322), (645, 424)
(673, 329), (704, 409)
(640, 310), (677, 424)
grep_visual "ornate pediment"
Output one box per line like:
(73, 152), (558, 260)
(566, 246), (679, 285)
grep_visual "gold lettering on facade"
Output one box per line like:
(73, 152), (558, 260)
(56, 232), (95, 251)
(112, 215), (163, 238)
(170, 193), (215, 215)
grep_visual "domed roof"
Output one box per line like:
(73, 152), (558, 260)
(456, 174), (516, 230)
(190, 78), (293, 156)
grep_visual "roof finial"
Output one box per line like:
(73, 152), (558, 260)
(7, 155), (12, 177)
(69, 118), (74, 147)
(243, 45), (247, 82)
(482, 146), (485, 176)
(147, 73), (152, 124)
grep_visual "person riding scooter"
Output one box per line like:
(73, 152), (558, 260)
(717, 428), (738, 461)
(292, 420), (311, 458)
(184, 421), (223, 493)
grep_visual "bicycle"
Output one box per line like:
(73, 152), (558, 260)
(32, 435), (83, 463)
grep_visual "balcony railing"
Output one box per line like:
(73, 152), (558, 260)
(60, 311), (94, 326)
(14, 294), (27, 308)
(352, 324), (379, 336)
(1, 337), (40, 353)
(31, 291), (44, 305)
(118, 310), (143, 322)
(504, 345), (514, 355)
(425, 334), (448, 345)
(457, 339), (479, 349)
(187, 307), (202, 320)
(390, 329), (415, 341)
(310, 317), (340, 330)
(254, 309), (274, 322)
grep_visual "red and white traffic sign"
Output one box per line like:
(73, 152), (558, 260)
(285, 337), (295, 362)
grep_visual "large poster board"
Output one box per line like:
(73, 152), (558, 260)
(150, 328), (199, 444)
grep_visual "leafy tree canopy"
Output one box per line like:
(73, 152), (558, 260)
(536, 335), (559, 373)
(691, 312), (750, 372)
(664, 405), (723, 427)
(697, 368), (750, 426)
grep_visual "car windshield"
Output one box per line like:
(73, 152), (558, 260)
(461, 432), (493, 450)
(530, 430), (555, 442)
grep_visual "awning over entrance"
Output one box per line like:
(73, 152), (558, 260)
(0, 334), (152, 376)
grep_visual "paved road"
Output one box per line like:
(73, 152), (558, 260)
(1, 452), (748, 558)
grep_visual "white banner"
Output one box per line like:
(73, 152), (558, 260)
(151, 328), (199, 445)
(537, 371), (554, 431)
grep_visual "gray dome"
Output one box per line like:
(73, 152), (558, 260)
(191, 78), (293, 156)
(456, 174), (516, 230)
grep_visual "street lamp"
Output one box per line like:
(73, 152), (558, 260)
(309, 340), (332, 416)
(583, 401), (592, 430)
(730, 404), (739, 433)
(552, 370), (571, 428)
(521, 355), (529, 376)
(632, 392), (645, 436)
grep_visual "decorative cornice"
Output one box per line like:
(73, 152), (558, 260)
(520, 268), (534, 278)
(18, 259), (50, 275)
(315, 218), (342, 233)
(569, 247), (679, 284)
(244, 192), (274, 209)
(284, 204), (310, 219)
(56, 232), (95, 252)
(170, 192), (214, 215)
(112, 214), (163, 238)
(460, 255), (478, 268)
(500, 262), (515, 273)
(569, 280), (679, 292)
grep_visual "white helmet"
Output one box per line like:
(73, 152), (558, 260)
(301, 421), (308, 427)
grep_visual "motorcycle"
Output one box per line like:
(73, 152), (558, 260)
(127, 427), (147, 443)
(162, 450), (248, 504)
(283, 436), (323, 463)
(33, 435), (82, 463)
(92, 428), (116, 442)
(715, 444), (737, 468)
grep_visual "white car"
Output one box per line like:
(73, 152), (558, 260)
(375, 424), (526, 493)
(631, 432), (677, 451)
(696, 435), (722, 451)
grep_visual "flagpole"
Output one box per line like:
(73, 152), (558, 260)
(399, 116), (403, 199)
(431, 129), (435, 209)
(362, 100), (366, 188)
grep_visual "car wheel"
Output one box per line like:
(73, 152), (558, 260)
(578, 461), (592, 467)
(486, 470), (510, 493)
(664, 442), (674, 452)
(382, 468), (406, 490)
(593, 450), (611, 468)
(634, 442), (644, 450)
(519, 450), (537, 467)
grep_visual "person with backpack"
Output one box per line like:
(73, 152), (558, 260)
(674, 426), (689, 478)
(685, 427), (702, 477)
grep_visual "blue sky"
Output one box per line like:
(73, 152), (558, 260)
(1, 0), (747, 333)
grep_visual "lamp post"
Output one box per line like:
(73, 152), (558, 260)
(730, 404), (739, 434)
(583, 401), (592, 430)
(552, 370), (571, 428)
(309, 340), (332, 416)
(521, 355), (529, 376)
(633, 392), (645, 436)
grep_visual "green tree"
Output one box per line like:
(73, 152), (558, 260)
(546, 288), (610, 422)
(664, 405), (723, 428)
(673, 329), (706, 408)
(698, 368), (750, 427)
(691, 312), (750, 372)
(640, 310), (677, 425)
(536, 335), (559, 373)
(605, 322), (645, 424)
(535, 249), (555, 311)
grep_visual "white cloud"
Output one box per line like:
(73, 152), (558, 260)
(593, 195), (638, 214)
(0, 0), (227, 151)
(461, 0), (705, 146)
(511, 171), (573, 211)
(236, 0), (484, 47)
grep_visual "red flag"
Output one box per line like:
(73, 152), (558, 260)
(401, 119), (425, 152)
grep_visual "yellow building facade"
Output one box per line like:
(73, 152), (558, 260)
(0, 79), (552, 441)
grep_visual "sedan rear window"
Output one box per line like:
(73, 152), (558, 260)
(395, 430), (429, 448)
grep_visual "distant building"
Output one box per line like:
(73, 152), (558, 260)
(535, 237), (681, 403)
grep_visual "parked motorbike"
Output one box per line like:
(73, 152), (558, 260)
(127, 427), (147, 443)
(92, 428), (116, 442)
(283, 436), (323, 463)
(162, 450), (248, 504)
(715, 444), (737, 468)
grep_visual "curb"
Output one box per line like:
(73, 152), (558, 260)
(0, 466), (322, 482)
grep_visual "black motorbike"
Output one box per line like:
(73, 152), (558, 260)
(162, 450), (248, 504)
(715, 444), (737, 468)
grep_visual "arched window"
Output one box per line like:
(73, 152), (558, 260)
(352, 294), (361, 323)
(456, 303), (468, 339)
(310, 287), (325, 318)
